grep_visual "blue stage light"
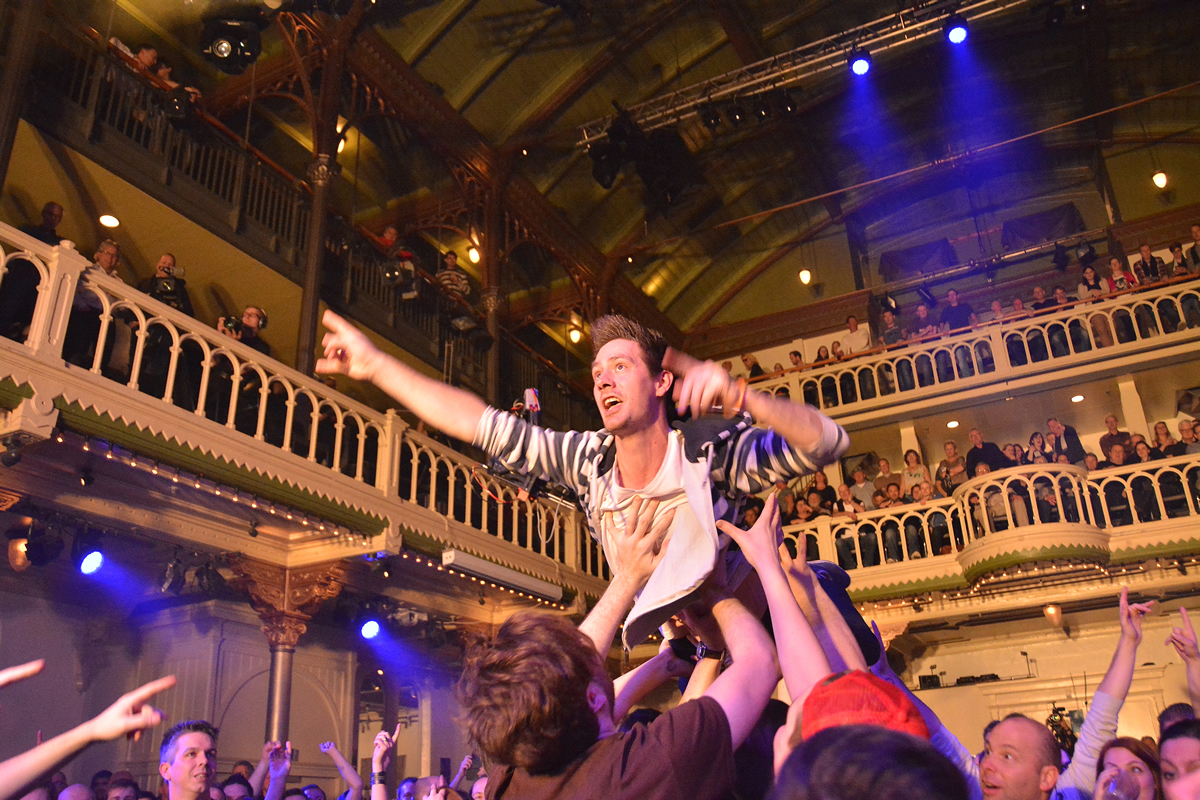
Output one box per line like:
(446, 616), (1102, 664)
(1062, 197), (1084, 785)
(360, 619), (380, 639)
(80, 550), (103, 575)
(849, 50), (871, 76)
(945, 14), (969, 44)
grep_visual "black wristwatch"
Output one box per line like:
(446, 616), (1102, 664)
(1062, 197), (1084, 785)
(695, 642), (725, 660)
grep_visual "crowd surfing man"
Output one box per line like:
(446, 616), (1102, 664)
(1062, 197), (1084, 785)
(316, 310), (848, 646)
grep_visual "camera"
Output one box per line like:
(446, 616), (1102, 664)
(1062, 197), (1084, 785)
(149, 277), (183, 310)
(223, 317), (244, 334)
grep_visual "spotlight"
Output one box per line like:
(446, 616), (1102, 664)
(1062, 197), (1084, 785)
(248, 521), (259, 538)
(798, 269), (812, 285)
(1152, 172), (1168, 189)
(1045, 4), (1066, 29)
(1071, 0), (1089, 15)
(569, 327), (582, 344)
(1075, 240), (1097, 266)
(946, 420), (959, 429)
(17, 523), (63, 567)
(944, 14), (969, 44)
(916, 287), (938, 308)
(0, 450), (19, 468)
(360, 619), (381, 639)
(776, 89), (797, 115)
(727, 101), (747, 126)
(848, 49), (872, 76)
(159, 552), (186, 595)
(72, 529), (104, 575)
(1071, 395), (1085, 403)
(200, 18), (263, 75)
(588, 139), (623, 189)
(753, 95), (773, 121)
(1051, 243), (1070, 271)
(98, 215), (120, 228)
(195, 560), (227, 594)
(699, 104), (722, 131)
(78, 468), (94, 487)
(468, 246), (480, 264)
(877, 292), (898, 315)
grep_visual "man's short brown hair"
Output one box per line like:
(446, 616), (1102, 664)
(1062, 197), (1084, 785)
(590, 314), (667, 375)
(457, 611), (611, 775)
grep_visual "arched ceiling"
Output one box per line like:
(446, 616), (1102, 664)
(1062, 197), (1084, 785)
(84, 0), (1200, 343)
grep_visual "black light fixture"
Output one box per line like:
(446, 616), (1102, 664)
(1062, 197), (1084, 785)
(159, 550), (186, 595)
(1071, 0), (1089, 15)
(588, 140), (622, 189)
(727, 101), (747, 127)
(753, 95), (773, 121)
(78, 467), (94, 487)
(1051, 243), (1070, 271)
(1075, 239), (1097, 266)
(195, 560), (228, 595)
(944, 13), (969, 44)
(916, 287), (938, 309)
(200, 18), (263, 75)
(71, 527), (104, 575)
(1045, 4), (1066, 29)
(0, 436), (21, 468)
(777, 89), (797, 115)
(878, 293), (898, 315)
(699, 103), (722, 131)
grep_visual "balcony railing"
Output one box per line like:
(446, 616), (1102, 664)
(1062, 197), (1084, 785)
(754, 279), (1200, 417)
(0, 223), (607, 595)
(784, 457), (1200, 599)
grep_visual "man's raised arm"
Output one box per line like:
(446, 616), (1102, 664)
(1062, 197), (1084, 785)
(316, 310), (487, 443)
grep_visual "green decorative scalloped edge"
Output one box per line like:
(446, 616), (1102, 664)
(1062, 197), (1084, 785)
(848, 573), (968, 602)
(961, 543), (1108, 582)
(55, 398), (386, 535)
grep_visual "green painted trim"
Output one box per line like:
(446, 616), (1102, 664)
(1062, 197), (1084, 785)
(0, 377), (33, 410)
(1110, 542), (1200, 561)
(848, 573), (968, 602)
(961, 544), (1108, 582)
(56, 399), (386, 535)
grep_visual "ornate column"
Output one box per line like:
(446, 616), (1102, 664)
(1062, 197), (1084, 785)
(228, 556), (345, 742)
(296, 154), (337, 376)
(0, 0), (43, 191)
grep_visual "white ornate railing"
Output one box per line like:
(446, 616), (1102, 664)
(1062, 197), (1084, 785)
(755, 279), (1200, 416)
(0, 224), (605, 593)
(784, 457), (1200, 597)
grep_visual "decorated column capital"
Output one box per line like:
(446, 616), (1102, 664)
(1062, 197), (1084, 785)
(873, 620), (909, 648)
(306, 154), (340, 187)
(227, 555), (346, 648)
(259, 611), (311, 650)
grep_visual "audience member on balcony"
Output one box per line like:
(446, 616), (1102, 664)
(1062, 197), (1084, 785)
(1189, 224), (1200, 269)
(64, 239), (126, 373)
(741, 496), (765, 529)
(216, 307), (270, 357)
(874, 458), (903, 495)
(1099, 415), (1133, 460)
(913, 303), (939, 339)
(133, 254), (196, 404)
(771, 362), (784, 374)
(1168, 243), (1193, 277)
(1026, 431), (1051, 464)
(842, 315), (872, 354)
(775, 484), (799, 523)
(1133, 244), (1165, 285)
(815, 345), (830, 363)
(804, 490), (830, 521)
(1077, 264), (1116, 348)
(900, 450), (931, 497)
(832, 484), (874, 568)
(940, 289), (977, 333)
(1152, 421), (1177, 455)
(1166, 245), (1200, 331)
(970, 462), (1030, 531)
(1106, 256), (1159, 340)
(1097, 444), (1134, 524)
(810, 471), (836, 511)
(788, 350), (803, 369)
(1049, 417), (1087, 466)
(876, 483), (908, 563)
(936, 440), (969, 498)
(0, 201), (65, 342)
(849, 467), (876, 510)
(436, 251), (471, 298)
(741, 352), (764, 379)
(721, 360), (733, 373)
(1163, 420), (1199, 457)
(964, 429), (1015, 478)
(903, 482), (929, 559)
(829, 341), (845, 361)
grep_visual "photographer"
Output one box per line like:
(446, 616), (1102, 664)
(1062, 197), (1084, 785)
(217, 306), (270, 357)
(208, 306), (271, 432)
(132, 254), (197, 406)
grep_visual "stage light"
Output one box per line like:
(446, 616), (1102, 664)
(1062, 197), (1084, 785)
(727, 102), (747, 126)
(195, 560), (227, 594)
(468, 246), (480, 263)
(798, 269), (812, 285)
(1152, 171), (1168, 189)
(1071, 0), (1089, 15)
(946, 420), (959, 429)
(1051, 243), (1070, 271)
(360, 619), (381, 639)
(753, 95), (773, 121)
(944, 14), (968, 44)
(777, 90), (797, 115)
(916, 287), (938, 308)
(78, 468), (94, 487)
(1071, 395), (1084, 403)
(699, 104), (722, 131)
(568, 327), (582, 344)
(159, 552), (186, 595)
(98, 214), (120, 228)
(849, 49), (872, 76)
(200, 19), (263, 75)
(72, 529), (104, 575)
(1075, 240), (1097, 266)
(588, 139), (622, 189)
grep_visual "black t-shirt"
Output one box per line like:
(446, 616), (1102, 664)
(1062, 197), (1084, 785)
(747, 363), (764, 378)
(242, 333), (271, 357)
(489, 696), (735, 800)
(1031, 299), (1055, 311)
(964, 442), (1015, 477)
(940, 303), (973, 331)
(18, 224), (63, 246)
(880, 324), (904, 346)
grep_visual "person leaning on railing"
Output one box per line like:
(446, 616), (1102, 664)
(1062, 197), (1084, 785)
(63, 239), (127, 377)
(207, 307), (271, 431)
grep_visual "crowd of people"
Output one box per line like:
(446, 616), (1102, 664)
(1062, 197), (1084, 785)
(5, 506), (1200, 800)
(733, 230), (1200, 394)
(758, 413), (1200, 569)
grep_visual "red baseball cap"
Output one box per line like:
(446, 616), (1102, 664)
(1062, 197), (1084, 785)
(800, 671), (930, 742)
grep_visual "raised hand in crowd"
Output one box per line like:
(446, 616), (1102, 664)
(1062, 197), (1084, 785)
(450, 754), (473, 790)
(369, 725), (402, 800)
(318, 740), (362, 798)
(1168, 607), (1200, 714)
(263, 741), (292, 800)
(0, 668), (175, 800)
